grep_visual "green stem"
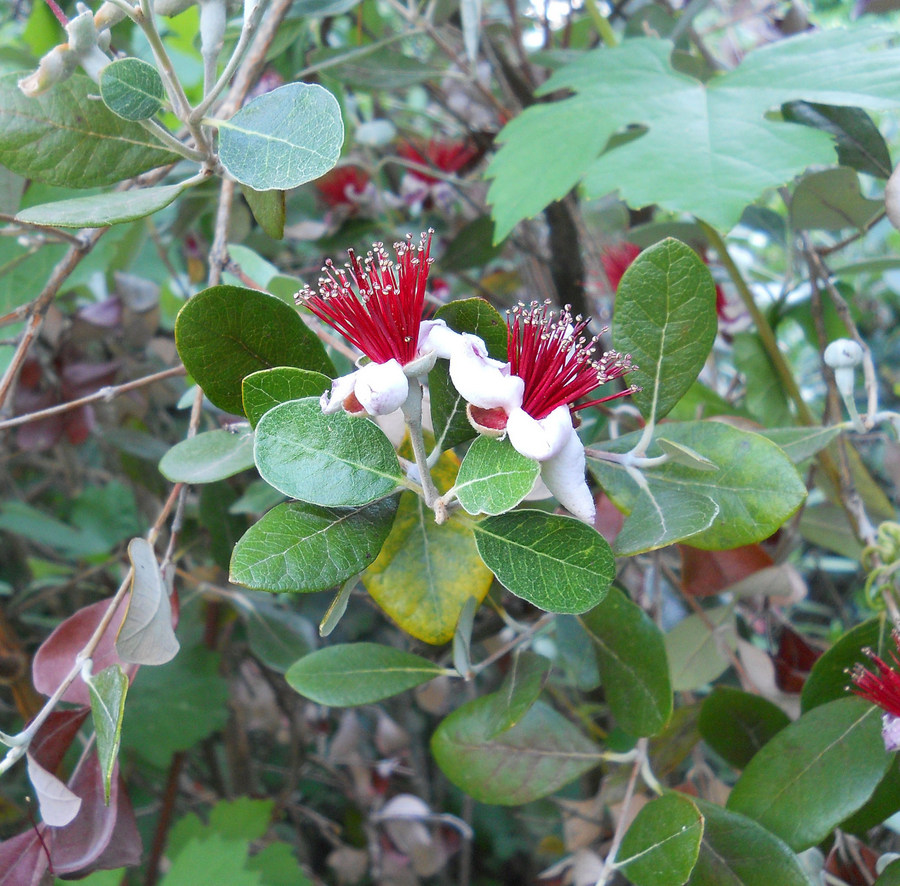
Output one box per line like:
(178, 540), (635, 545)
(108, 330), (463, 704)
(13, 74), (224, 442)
(402, 382), (440, 508)
(584, 0), (617, 46)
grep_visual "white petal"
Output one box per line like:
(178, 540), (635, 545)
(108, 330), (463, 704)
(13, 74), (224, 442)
(448, 334), (523, 410)
(417, 319), (461, 360)
(524, 474), (553, 501)
(506, 404), (572, 462)
(538, 423), (595, 523)
(321, 370), (360, 414)
(354, 359), (409, 415)
(884, 713), (900, 752)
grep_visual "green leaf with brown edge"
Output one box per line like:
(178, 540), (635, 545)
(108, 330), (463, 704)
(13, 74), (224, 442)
(726, 697), (890, 851)
(0, 73), (178, 188)
(285, 643), (444, 706)
(580, 587), (673, 737)
(698, 687), (790, 770)
(217, 83), (343, 191)
(159, 428), (255, 484)
(617, 793), (704, 886)
(429, 297), (508, 452)
(782, 101), (893, 179)
(455, 435), (539, 516)
(431, 697), (601, 805)
(86, 664), (128, 805)
(472, 510), (614, 614)
(15, 182), (192, 228)
(229, 497), (399, 593)
(242, 367), (331, 428)
(241, 185), (286, 240)
(589, 421), (807, 550)
(175, 285), (334, 415)
(613, 239), (717, 423)
(99, 58), (166, 121)
(254, 399), (401, 507)
(801, 615), (892, 712)
(687, 800), (812, 886)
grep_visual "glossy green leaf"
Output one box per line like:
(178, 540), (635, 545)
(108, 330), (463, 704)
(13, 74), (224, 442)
(580, 587), (673, 736)
(665, 606), (737, 691)
(241, 595), (315, 673)
(254, 399), (401, 507)
(240, 185), (285, 240)
(614, 486), (718, 556)
(86, 665), (128, 804)
(801, 616), (892, 712)
(727, 697), (890, 851)
(229, 497), (398, 593)
(159, 429), (255, 484)
(429, 298), (508, 451)
(840, 755), (900, 835)
(0, 73), (178, 187)
(698, 687), (790, 770)
(217, 83), (343, 191)
(99, 58), (166, 121)
(791, 167), (883, 231)
(877, 860), (900, 886)
(782, 101), (892, 179)
(364, 498), (493, 645)
(431, 698), (600, 805)
(242, 367), (331, 428)
(732, 333), (792, 427)
(687, 800), (812, 886)
(118, 537), (180, 666)
(655, 439), (717, 471)
(455, 436), (539, 516)
(617, 793), (704, 886)
(758, 425), (844, 464)
(613, 239), (717, 422)
(175, 285), (333, 415)
(589, 421), (807, 550)
(285, 643), (443, 705)
(473, 510), (614, 614)
(487, 30), (900, 239)
(16, 182), (191, 228)
(485, 651), (551, 736)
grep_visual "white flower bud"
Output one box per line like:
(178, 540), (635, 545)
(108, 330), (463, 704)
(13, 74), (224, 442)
(824, 338), (863, 397)
(18, 45), (76, 97)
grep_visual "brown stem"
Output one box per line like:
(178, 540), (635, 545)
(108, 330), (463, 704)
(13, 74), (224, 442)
(144, 751), (186, 886)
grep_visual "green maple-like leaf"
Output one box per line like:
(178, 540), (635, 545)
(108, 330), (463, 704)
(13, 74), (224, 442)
(487, 29), (900, 239)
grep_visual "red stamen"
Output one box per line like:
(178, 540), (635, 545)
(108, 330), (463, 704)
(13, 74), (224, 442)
(297, 231), (433, 366)
(850, 633), (900, 718)
(506, 301), (634, 421)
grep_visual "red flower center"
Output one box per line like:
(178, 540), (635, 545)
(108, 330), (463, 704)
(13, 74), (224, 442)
(507, 302), (633, 421)
(297, 231), (433, 366)
(851, 634), (900, 718)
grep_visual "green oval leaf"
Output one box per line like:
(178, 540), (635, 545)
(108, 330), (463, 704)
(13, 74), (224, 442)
(175, 285), (334, 415)
(431, 698), (600, 805)
(617, 793), (704, 886)
(580, 587), (673, 737)
(484, 651), (551, 736)
(455, 436), (539, 516)
(791, 167), (883, 232)
(688, 800), (811, 886)
(159, 428), (255, 483)
(726, 697), (891, 851)
(473, 510), (614, 614)
(86, 664), (128, 805)
(665, 606), (737, 692)
(589, 421), (807, 550)
(698, 687), (790, 770)
(801, 616), (892, 712)
(217, 83), (344, 190)
(614, 486), (718, 556)
(15, 181), (192, 228)
(254, 399), (401, 507)
(285, 643), (443, 705)
(229, 497), (398, 593)
(242, 367), (331, 428)
(428, 298), (508, 452)
(100, 58), (166, 121)
(758, 425), (844, 464)
(240, 184), (285, 240)
(613, 238), (717, 423)
(0, 73), (178, 187)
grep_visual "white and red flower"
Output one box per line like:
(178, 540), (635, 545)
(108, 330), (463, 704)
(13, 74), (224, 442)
(449, 301), (634, 523)
(851, 632), (900, 751)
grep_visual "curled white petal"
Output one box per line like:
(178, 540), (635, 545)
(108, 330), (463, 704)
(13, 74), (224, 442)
(538, 422), (595, 524)
(354, 359), (409, 415)
(524, 473), (553, 501)
(883, 713), (900, 752)
(417, 319), (461, 360)
(321, 371), (359, 413)
(448, 334), (523, 410)
(506, 404), (572, 462)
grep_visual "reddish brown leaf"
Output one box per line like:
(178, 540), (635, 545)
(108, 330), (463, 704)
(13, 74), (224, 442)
(29, 710), (90, 773)
(825, 841), (878, 886)
(773, 624), (822, 693)
(0, 830), (50, 886)
(680, 544), (774, 596)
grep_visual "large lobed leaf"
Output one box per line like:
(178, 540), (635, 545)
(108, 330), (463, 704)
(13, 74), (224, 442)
(487, 30), (900, 239)
(0, 73), (178, 188)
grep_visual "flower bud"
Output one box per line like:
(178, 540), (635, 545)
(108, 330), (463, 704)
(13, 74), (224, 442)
(18, 45), (77, 97)
(823, 338), (863, 397)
